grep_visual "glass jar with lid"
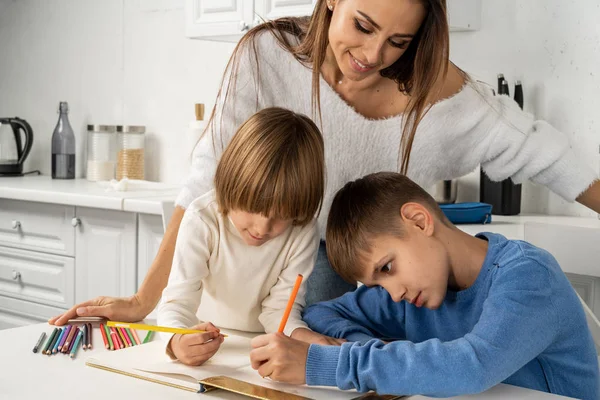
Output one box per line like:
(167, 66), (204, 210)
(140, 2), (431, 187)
(116, 125), (145, 180)
(86, 124), (117, 181)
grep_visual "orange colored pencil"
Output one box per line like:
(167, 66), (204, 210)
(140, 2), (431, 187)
(130, 328), (141, 345)
(99, 323), (109, 349)
(278, 274), (303, 333)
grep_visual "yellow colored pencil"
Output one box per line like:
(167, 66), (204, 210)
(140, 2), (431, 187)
(106, 321), (227, 337)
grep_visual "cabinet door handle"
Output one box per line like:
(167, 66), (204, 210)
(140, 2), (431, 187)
(12, 270), (21, 281)
(11, 220), (21, 229)
(239, 20), (249, 31)
(71, 217), (81, 227)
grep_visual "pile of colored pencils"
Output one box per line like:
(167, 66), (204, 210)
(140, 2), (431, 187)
(33, 323), (153, 357)
(32, 323), (94, 359)
(100, 323), (152, 350)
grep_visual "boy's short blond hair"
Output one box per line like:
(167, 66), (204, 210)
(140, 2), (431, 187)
(215, 107), (325, 226)
(326, 172), (449, 284)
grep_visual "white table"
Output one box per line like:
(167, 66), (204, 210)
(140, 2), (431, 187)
(0, 323), (571, 400)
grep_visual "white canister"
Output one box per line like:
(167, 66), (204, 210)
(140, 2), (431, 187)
(86, 125), (117, 181)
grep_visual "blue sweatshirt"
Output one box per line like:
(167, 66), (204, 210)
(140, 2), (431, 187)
(303, 233), (599, 399)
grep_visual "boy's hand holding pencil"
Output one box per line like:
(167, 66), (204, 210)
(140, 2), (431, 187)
(167, 321), (224, 366)
(250, 274), (323, 384)
(250, 332), (309, 384)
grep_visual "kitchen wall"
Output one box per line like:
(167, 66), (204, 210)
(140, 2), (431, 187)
(451, 0), (600, 217)
(0, 0), (235, 187)
(0, 0), (598, 217)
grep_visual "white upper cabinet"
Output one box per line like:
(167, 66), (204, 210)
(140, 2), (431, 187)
(447, 0), (481, 31)
(185, 0), (256, 41)
(186, 0), (481, 41)
(255, 0), (317, 21)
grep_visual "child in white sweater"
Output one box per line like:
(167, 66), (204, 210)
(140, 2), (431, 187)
(158, 107), (335, 366)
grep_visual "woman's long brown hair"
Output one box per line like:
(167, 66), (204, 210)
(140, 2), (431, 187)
(203, 0), (450, 175)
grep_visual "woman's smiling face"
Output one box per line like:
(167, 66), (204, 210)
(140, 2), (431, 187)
(327, 0), (427, 81)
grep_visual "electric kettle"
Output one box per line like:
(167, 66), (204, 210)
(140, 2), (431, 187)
(0, 117), (34, 176)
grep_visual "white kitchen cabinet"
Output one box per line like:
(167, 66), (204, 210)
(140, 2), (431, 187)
(0, 246), (75, 309)
(74, 207), (137, 303)
(0, 295), (65, 330)
(0, 199), (75, 257)
(255, 0), (316, 21)
(137, 214), (165, 291)
(0, 200), (140, 329)
(447, 0), (481, 31)
(186, 0), (481, 41)
(0, 177), (177, 330)
(185, 0), (256, 41)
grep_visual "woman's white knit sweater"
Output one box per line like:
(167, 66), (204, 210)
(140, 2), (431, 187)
(176, 31), (598, 238)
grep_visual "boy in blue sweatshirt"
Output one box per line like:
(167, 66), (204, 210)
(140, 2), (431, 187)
(249, 172), (599, 399)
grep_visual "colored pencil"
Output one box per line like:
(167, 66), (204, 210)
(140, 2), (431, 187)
(42, 328), (58, 355)
(111, 327), (123, 349)
(66, 327), (79, 353)
(143, 330), (153, 344)
(104, 324), (114, 350)
(69, 330), (83, 359)
(32, 332), (46, 353)
(67, 316), (105, 324)
(62, 324), (77, 353)
(47, 327), (61, 355)
(125, 328), (136, 346)
(51, 328), (65, 354)
(116, 327), (125, 347)
(130, 328), (141, 345)
(107, 321), (228, 337)
(82, 323), (88, 350)
(119, 327), (131, 347)
(110, 329), (121, 350)
(278, 274), (304, 333)
(57, 325), (71, 351)
(99, 323), (109, 349)
(87, 323), (93, 349)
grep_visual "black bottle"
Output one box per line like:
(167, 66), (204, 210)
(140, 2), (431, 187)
(51, 102), (76, 179)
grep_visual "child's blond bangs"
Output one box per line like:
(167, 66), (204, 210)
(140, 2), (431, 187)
(215, 107), (325, 226)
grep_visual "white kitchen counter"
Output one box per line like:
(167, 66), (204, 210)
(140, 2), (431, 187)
(0, 175), (179, 215)
(458, 214), (600, 241)
(122, 195), (178, 215)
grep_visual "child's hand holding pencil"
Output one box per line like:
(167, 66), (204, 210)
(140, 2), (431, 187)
(167, 321), (225, 366)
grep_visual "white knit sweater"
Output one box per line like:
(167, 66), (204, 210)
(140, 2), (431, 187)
(159, 190), (318, 340)
(176, 31), (598, 238)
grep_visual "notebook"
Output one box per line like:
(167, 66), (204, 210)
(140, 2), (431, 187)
(86, 333), (402, 400)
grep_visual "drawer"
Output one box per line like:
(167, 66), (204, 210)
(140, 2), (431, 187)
(0, 246), (75, 309)
(0, 295), (65, 330)
(0, 199), (75, 256)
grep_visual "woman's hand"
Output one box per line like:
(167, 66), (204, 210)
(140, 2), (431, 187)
(577, 180), (600, 214)
(290, 328), (347, 346)
(48, 294), (148, 326)
(169, 322), (224, 366)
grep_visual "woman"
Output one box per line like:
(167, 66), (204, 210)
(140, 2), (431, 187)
(50, 0), (599, 325)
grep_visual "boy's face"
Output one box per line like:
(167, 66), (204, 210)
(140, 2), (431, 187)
(229, 210), (293, 247)
(359, 218), (450, 310)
